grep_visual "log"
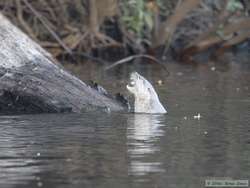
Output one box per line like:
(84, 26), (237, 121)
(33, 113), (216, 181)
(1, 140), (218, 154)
(0, 13), (125, 114)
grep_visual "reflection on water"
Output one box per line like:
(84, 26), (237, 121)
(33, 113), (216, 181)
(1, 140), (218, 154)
(127, 114), (165, 175)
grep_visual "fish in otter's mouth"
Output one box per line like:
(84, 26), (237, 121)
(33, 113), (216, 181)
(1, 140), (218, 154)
(126, 72), (167, 114)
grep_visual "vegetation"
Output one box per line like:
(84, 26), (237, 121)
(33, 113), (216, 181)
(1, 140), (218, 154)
(0, 0), (249, 62)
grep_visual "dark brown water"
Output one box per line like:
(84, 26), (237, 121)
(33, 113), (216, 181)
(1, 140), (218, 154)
(0, 55), (250, 188)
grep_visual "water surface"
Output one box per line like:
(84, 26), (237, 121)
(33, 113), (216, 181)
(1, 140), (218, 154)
(0, 56), (250, 188)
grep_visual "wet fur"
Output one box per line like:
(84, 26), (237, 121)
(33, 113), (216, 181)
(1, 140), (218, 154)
(127, 72), (167, 114)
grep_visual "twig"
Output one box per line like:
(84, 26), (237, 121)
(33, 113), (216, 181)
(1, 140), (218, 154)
(38, 0), (57, 22)
(16, 0), (37, 40)
(21, 0), (73, 55)
(104, 55), (169, 75)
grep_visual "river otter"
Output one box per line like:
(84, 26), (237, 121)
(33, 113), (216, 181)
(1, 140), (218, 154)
(127, 72), (167, 114)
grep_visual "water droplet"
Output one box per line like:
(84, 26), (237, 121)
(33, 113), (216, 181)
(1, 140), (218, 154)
(37, 182), (43, 187)
(157, 80), (163, 86)
(211, 66), (216, 71)
(36, 177), (41, 181)
(66, 158), (72, 162)
(194, 113), (201, 120)
(176, 72), (183, 76)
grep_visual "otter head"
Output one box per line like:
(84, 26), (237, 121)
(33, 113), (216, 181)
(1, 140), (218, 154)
(127, 72), (152, 100)
(126, 72), (167, 114)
